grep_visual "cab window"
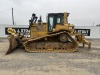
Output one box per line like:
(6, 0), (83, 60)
(48, 16), (54, 31)
(57, 16), (63, 24)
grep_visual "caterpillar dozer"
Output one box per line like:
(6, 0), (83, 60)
(6, 12), (91, 54)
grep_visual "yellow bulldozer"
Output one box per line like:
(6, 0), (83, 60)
(6, 12), (91, 54)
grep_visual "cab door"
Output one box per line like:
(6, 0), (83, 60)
(48, 15), (56, 32)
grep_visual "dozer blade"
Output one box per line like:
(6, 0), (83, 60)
(5, 35), (20, 55)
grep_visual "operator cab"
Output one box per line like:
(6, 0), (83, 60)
(48, 13), (64, 32)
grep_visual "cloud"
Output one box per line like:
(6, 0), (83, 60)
(0, 0), (100, 26)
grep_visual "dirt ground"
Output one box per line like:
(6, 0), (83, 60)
(0, 39), (100, 75)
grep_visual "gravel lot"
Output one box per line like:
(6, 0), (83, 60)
(0, 39), (100, 75)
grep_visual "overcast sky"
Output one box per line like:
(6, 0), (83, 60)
(0, 0), (100, 26)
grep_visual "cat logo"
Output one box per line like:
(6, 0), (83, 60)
(7, 28), (16, 34)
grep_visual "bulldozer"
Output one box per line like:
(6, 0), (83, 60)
(6, 12), (91, 54)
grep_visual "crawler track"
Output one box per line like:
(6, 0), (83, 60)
(24, 31), (78, 53)
(24, 42), (77, 53)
